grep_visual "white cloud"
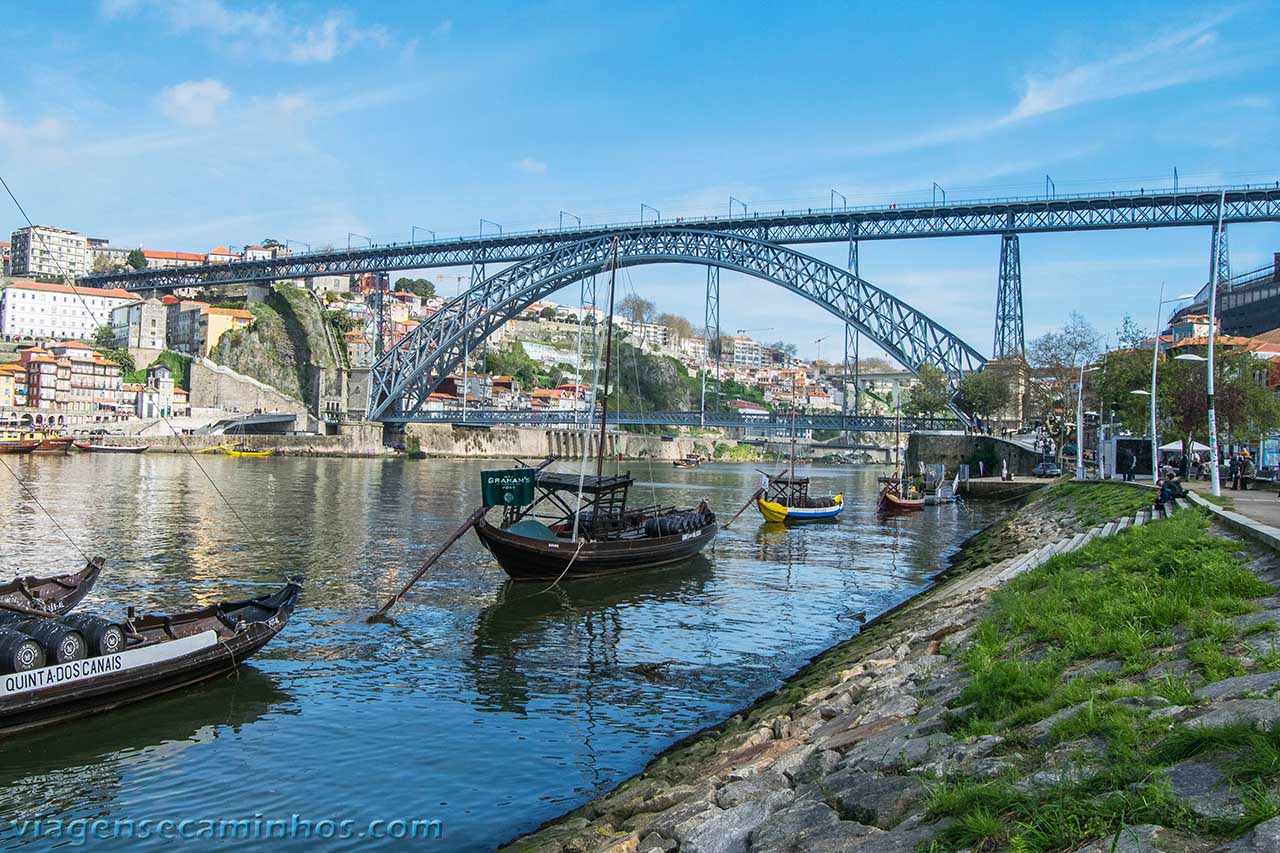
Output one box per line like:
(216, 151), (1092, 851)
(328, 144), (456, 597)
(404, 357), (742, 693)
(1235, 95), (1273, 110)
(516, 157), (548, 176)
(104, 0), (386, 64)
(432, 19), (453, 37)
(997, 14), (1234, 126)
(158, 79), (231, 127)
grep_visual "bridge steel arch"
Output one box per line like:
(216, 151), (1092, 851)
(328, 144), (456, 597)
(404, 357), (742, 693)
(368, 229), (986, 422)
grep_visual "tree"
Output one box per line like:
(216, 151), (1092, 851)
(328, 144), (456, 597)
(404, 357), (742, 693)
(394, 277), (436, 300)
(1115, 313), (1149, 350)
(1027, 312), (1103, 422)
(957, 369), (1013, 422)
(769, 340), (799, 357)
(620, 294), (656, 324)
(855, 356), (892, 373)
(102, 347), (135, 376)
(539, 305), (558, 321)
(126, 248), (147, 271)
(903, 363), (950, 416)
(93, 324), (117, 349)
(262, 238), (282, 248)
(656, 312), (695, 342)
(91, 254), (116, 274)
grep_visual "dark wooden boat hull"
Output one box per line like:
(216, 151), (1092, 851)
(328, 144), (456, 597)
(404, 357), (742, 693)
(0, 559), (104, 615)
(0, 582), (299, 737)
(73, 443), (148, 453)
(475, 518), (717, 581)
(32, 437), (74, 455)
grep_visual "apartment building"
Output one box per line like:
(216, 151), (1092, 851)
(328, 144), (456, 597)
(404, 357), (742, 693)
(111, 296), (168, 350)
(17, 342), (123, 413)
(86, 237), (131, 271)
(731, 336), (766, 367)
(0, 280), (139, 341)
(10, 226), (89, 278)
(143, 250), (206, 269)
(164, 297), (252, 357)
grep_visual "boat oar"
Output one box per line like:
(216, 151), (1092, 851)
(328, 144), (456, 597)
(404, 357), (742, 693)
(367, 506), (488, 622)
(722, 489), (763, 529)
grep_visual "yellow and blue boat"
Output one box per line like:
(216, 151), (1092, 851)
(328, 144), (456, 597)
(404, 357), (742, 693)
(755, 474), (844, 524)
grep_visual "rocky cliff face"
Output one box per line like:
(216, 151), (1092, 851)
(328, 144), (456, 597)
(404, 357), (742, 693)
(208, 284), (339, 408)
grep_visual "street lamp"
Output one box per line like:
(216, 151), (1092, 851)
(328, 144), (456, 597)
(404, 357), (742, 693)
(1147, 285), (1197, 479)
(1076, 365), (1100, 480)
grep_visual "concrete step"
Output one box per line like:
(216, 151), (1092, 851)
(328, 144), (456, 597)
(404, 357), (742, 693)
(1101, 521), (1118, 538)
(1115, 516), (1131, 532)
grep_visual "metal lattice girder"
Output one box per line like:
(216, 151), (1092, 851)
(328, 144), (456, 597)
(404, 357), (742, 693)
(387, 408), (962, 431)
(1211, 222), (1230, 288)
(993, 233), (1025, 360)
(84, 186), (1280, 292)
(367, 229), (987, 422)
(701, 265), (720, 418)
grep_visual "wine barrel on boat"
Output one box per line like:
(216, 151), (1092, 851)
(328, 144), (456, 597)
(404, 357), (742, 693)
(57, 614), (126, 656)
(0, 629), (44, 674)
(0, 613), (87, 663)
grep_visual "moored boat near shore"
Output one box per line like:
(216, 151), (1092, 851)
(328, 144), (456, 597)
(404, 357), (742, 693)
(0, 580), (300, 736)
(0, 559), (105, 616)
(72, 442), (149, 454)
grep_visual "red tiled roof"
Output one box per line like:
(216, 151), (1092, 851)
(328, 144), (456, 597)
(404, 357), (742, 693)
(143, 250), (205, 261)
(4, 280), (138, 300)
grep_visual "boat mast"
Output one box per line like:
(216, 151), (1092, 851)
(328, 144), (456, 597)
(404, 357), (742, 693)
(594, 238), (620, 482)
(790, 371), (798, 484)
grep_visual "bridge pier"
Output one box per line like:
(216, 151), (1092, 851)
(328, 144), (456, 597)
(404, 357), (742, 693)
(700, 266), (721, 422)
(1210, 222), (1230, 289)
(993, 232), (1025, 360)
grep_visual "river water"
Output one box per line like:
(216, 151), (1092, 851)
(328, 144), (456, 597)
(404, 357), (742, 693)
(0, 454), (1001, 850)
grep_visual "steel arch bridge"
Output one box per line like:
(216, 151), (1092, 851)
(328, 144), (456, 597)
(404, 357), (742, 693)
(369, 229), (986, 423)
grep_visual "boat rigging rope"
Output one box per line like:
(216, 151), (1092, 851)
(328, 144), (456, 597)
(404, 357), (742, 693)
(0, 172), (270, 560)
(0, 457), (92, 563)
(620, 269), (659, 508)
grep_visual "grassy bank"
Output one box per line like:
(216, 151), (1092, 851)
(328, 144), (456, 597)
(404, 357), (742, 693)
(949, 481), (1154, 573)
(926, 510), (1280, 851)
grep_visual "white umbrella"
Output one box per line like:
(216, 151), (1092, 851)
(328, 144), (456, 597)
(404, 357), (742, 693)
(1159, 440), (1209, 452)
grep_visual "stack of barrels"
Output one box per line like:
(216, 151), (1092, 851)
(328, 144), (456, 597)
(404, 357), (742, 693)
(0, 612), (127, 674)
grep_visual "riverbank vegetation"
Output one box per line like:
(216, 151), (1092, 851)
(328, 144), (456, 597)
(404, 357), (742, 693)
(949, 481), (1153, 573)
(926, 510), (1280, 851)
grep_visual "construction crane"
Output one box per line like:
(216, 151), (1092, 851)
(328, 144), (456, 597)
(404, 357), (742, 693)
(813, 335), (829, 363)
(735, 327), (774, 335)
(434, 272), (469, 297)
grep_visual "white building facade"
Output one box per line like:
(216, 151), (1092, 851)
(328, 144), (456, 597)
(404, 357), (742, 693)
(0, 280), (139, 341)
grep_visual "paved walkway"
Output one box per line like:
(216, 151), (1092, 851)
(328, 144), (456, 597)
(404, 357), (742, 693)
(1184, 478), (1280, 527)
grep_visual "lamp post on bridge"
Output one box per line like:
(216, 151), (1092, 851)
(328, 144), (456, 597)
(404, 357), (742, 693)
(830, 189), (846, 210)
(640, 204), (661, 224)
(411, 226), (435, 243)
(558, 211), (580, 231)
(729, 197), (747, 217)
(347, 232), (371, 251)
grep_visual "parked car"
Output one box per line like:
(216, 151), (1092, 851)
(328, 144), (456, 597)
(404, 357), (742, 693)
(1033, 461), (1062, 478)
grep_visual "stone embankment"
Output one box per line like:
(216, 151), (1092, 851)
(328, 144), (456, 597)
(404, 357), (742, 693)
(504, 483), (1280, 852)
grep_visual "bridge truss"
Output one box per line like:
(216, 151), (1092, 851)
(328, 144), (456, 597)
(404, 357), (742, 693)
(368, 229), (986, 422)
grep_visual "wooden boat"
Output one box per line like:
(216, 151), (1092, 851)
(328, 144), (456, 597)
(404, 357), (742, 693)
(0, 559), (104, 616)
(877, 478), (925, 512)
(32, 435), (74, 455)
(199, 442), (274, 458)
(73, 442), (148, 453)
(672, 454), (703, 469)
(0, 440), (40, 455)
(756, 475), (844, 524)
(474, 471), (717, 580)
(473, 239), (716, 582)
(0, 580), (300, 736)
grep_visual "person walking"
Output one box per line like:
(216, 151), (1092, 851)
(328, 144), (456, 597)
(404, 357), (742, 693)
(1229, 453), (1240, 490)
(1127, 450), (1137, 482)
(1242, 451), (1256, 491)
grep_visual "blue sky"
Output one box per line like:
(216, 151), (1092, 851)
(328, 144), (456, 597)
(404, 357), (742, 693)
(3, 0), (1278, 359)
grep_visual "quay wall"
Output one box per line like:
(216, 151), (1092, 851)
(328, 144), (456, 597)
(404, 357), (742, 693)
(907, 429), (1043, 477)
(405, 424), (722, 461)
